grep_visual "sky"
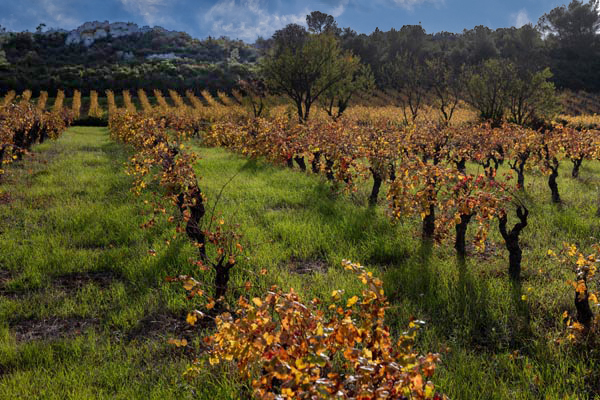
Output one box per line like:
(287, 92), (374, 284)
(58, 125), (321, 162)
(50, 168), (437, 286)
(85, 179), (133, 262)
(0, 0), (571, 42)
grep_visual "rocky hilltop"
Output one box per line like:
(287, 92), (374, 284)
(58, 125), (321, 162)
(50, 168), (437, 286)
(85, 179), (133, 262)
(64, 21), (179, 47)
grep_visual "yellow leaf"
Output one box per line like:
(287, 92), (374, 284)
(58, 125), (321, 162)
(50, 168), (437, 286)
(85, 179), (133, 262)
(346, 295), (359, 307)
(183, 279), (195, 291)
(186, 312), (197, 326)
(252, 297), (263, 307)
(168, 338), (188, 347)
(295, 358), (308, 370)
(316, 323), (324, 336)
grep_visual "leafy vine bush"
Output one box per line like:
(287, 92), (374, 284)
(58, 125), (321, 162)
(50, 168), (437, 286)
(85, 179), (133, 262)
(187, 260), (444, 399)
(0, 99), (72, 177)
(109, 110), (243, 301)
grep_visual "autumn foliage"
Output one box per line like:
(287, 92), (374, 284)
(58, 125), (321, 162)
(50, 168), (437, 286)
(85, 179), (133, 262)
(0, 94), (72, 177)
(185, 260), (443, 400)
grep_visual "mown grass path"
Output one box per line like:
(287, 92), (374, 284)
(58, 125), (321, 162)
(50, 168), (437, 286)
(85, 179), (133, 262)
(1, 126), (600, 399)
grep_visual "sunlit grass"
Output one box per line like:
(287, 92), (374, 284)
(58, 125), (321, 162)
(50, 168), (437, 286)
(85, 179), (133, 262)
(0, 126), (599, 398)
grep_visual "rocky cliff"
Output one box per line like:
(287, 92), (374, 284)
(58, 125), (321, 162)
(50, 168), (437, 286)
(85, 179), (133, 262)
(64, 21), (178, 47)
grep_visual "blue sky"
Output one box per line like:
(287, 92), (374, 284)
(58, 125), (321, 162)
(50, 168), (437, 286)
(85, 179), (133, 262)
(0, 0), (569, 41)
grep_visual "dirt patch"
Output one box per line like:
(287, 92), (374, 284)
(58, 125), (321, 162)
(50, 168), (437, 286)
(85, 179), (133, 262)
(0, 192), (13, 205)
(286, 257), (329, 274)
(127, 310), (213, 343)
(52, 270), (122, 291)
(0, 270), (19, 298)
(0, 270), (11, 286)
(467, 240), (501, 261)
(11, 316), (98, 342)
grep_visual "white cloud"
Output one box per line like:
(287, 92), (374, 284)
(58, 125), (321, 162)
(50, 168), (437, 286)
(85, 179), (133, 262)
(30, 0), (81, 30)
(391, 0), (443, 10)
(203, 0), (308, 41)
(119, 0), (175, 26)
(511, 8), (530, 28)
(330, 0), (350, 18)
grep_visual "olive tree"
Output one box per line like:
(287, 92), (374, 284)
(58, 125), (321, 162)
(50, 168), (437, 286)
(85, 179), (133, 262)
(261, 24), (361, 122)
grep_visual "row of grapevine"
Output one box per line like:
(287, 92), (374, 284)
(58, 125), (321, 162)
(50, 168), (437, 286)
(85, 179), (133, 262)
(200, 109), (600, 343)
(108, 109), (445, 399)
(0, 95), (73, 178)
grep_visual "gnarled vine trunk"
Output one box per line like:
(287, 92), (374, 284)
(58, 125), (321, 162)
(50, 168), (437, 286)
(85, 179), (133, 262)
(422, 204), (435, 241)
(571, 157), (583, 179)
(455, 213), (474, 259)
(547, 160), (561, 204)
(369, 168), (383, 207)
(311, 151), (321, 174)
(294, 156), (306, 172)
(499, 206), (528, 282)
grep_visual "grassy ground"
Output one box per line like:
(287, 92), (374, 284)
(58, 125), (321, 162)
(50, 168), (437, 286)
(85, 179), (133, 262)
(1, 126), (600, 399)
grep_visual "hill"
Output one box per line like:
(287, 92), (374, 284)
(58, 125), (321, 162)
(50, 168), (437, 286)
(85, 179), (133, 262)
(0, 21), (259, 95)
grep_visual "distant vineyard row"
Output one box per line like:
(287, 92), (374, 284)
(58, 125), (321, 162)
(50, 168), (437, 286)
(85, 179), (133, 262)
(3, 88), (600, 129)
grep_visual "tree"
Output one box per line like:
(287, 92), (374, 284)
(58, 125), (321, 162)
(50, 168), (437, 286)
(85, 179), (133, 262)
(382, 53), (428, 124)
(306, 11), (340, 35)
(262, 28), (361, 122)
(538, 0), (600, 49)
(506, 67), (560, 126)
(538, 0), (600, 90)
(425, 57), (464, 125)
(318, 64), (374, 120)
(466, 59), (513, 125)
(271, 23), (308, 56)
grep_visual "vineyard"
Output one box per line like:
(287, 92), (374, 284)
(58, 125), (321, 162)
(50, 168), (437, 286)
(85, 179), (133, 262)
(2, 88), (600, 399)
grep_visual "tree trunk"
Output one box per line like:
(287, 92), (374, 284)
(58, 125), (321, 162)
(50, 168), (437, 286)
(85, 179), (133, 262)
(422, 204), (435, 240)
(455, 213), (473, 259)
(311, 151), (321, 174)
(455, 158), (466, 173)
(214, 261), (233, 300)
(499, 206), (528, 282)
(388, 163), (396, 182)
(548, 165), (561, 204)
(185, 188), (207, 261)
(516, 163), (525, 189)
(294, 156), (306, 172)
(509, 154), (528, 189)
(571, 158), (583, 178)
(575, 288), (594, 332)
(369, 168), (382, 207)
(325, 157), (334, 181)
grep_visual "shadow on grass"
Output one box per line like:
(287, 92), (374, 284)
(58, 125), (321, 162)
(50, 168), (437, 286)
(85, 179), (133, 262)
(385, 243), (508, 351)
(239, 158), (274, 173)
(509, 280), (532, 347)
(298, 183), (412, 266)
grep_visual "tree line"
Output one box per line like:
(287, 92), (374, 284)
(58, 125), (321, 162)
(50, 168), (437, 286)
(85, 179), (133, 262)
(257, 2), (600, 126)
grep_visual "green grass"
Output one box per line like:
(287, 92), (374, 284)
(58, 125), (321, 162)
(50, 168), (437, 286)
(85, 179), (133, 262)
(1, 126), (600, 398)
